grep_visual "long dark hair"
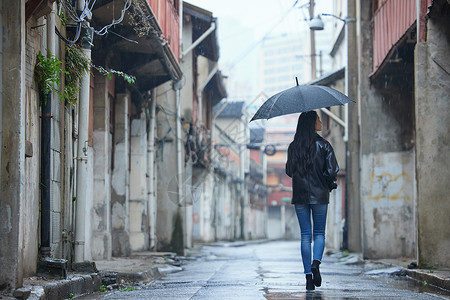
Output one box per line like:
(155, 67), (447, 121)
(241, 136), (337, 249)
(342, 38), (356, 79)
(290, 111), (318, 175)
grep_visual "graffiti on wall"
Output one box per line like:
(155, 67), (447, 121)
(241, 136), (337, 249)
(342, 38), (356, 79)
(368, 171), (411, 201)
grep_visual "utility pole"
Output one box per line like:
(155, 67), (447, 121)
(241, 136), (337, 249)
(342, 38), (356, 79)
(309, 0), (317, 80)
(344, 0), (361, 252)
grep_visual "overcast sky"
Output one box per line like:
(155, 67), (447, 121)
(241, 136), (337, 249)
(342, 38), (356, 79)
(184, 0), (334, 100)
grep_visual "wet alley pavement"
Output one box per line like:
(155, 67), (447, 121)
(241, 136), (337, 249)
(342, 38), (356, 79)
(74, 240), (450, 300)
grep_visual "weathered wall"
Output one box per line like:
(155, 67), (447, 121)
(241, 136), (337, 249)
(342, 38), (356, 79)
(415, 13), (450, 268)
(212, 175), (234, 240)
(361, 152), (415, 258)
(129, 113), (149, 251)
(92, 75), (112, 260)
(22, 15), (43, 277)
(359, 93), (416, 259)
(358, 0), (416, 259)
(155, 83), (179, 250)
(192, 168), (215, 242)
(267, 206), (285, 240)
(0, 0), (26, 290)
(111, 93), (130, 256)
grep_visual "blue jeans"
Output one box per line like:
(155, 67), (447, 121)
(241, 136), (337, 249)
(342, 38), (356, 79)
(294, 204), (328, 274)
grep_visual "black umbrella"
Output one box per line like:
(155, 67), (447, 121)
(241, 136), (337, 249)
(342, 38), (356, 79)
(250, 84), (355, 122)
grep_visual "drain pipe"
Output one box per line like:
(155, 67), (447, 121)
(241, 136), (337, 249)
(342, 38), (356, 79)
(148, 89), (157, 249)
(74, 0), (92, 262)
(174, 81), (183, 207)
(40, 2), (56, 257)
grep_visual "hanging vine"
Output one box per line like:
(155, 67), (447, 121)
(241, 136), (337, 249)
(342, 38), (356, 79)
(35, 51), (68, 105)
(64, 44), (91, 105)
(35, 45), (136, 105)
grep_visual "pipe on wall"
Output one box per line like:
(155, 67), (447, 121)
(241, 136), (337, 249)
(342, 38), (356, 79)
(148, 89), (157, 250)
(40, 2), (56, 257)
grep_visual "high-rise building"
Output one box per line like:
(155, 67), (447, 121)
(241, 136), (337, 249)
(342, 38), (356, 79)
(258, 24), (334, 96)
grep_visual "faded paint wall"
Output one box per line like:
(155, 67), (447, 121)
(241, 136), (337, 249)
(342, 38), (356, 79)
(0, 0), (26, 289)
(361, 152), (415, 258)
(129, 114), (149, 251)
(358, 0), (416, 259)
(111, 93), (130, 256)
(155, 83), (180, 250)
(22, 16), (43, 277)
(92, 75), (112, 260)
(415, 13), (450, 268)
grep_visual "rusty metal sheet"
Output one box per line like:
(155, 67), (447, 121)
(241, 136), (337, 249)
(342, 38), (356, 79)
(372, 0), (417, 74)
(147, 0), (180, 61)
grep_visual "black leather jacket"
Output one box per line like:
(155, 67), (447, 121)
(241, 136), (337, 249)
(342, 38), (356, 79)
(285, 134), (339, 204)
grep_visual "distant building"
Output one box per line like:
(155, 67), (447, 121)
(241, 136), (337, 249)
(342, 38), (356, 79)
(258, 29), (334, 96)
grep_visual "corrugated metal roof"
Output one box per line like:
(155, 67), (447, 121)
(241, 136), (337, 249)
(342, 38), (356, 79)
(372, 0), (416, 76)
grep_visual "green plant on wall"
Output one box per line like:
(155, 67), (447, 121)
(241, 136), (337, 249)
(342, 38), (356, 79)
(64, 44), (91, 105)
(35, 51), (68, 104)
(36, 46), (136, 105)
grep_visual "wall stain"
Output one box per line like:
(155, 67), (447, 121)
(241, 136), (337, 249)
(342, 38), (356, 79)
(368, 171), (411, 200)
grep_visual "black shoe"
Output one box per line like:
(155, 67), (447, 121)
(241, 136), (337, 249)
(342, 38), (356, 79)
(306, 274), (315, 290)
(311, 260), (322, 287)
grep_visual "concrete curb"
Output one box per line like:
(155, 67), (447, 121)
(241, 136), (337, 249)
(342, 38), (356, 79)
(115, 266), (161, 284)
(24, 274), (101, 300)
(404, 269), (450, 291)
(366, 258), (450, 292)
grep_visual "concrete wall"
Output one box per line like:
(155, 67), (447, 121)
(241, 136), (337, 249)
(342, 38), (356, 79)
(361, 152), (415, 258)
(358, 93), (416, 259)
(22, 15), (43, 276)
(267, 206), (285, 240)
(129, 113), (149, 251)
(111, 93), (130, 256)
(212, 175), (235, 240)
(358, 0), (416, 259)
(92, 76), (112, 260)
(415, 14), (450, 269)
(155, 83), (180, 250)
(192, 168), (215, 242)
(0, 0), (26, 290)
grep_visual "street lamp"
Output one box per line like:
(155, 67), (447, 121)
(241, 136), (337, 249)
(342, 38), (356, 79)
(309, 13), (356, 31)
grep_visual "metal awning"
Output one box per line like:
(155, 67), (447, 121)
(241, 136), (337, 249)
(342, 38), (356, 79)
(91, 0), (182, 91)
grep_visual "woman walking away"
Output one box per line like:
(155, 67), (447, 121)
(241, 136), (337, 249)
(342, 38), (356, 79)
(285, 111), (339, 290)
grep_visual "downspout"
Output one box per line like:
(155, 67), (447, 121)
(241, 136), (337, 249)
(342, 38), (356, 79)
(40, 2), (56, 257)
(75, 0), (92, 262)
(181, 22), (216, 59)
(174, 81), (183, 206)
(148, 89), (157, 249)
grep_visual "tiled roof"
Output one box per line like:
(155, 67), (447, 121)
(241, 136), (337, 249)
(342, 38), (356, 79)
(214, 101), (245, 118)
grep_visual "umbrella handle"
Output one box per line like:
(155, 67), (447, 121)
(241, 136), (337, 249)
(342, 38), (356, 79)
(296, 77), (299, 86)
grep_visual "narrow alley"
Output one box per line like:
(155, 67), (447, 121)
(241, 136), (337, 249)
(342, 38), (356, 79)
(77, 241), (450, 299)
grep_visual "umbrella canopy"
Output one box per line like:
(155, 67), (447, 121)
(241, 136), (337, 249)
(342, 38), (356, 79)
(250, 85), (355, 122)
